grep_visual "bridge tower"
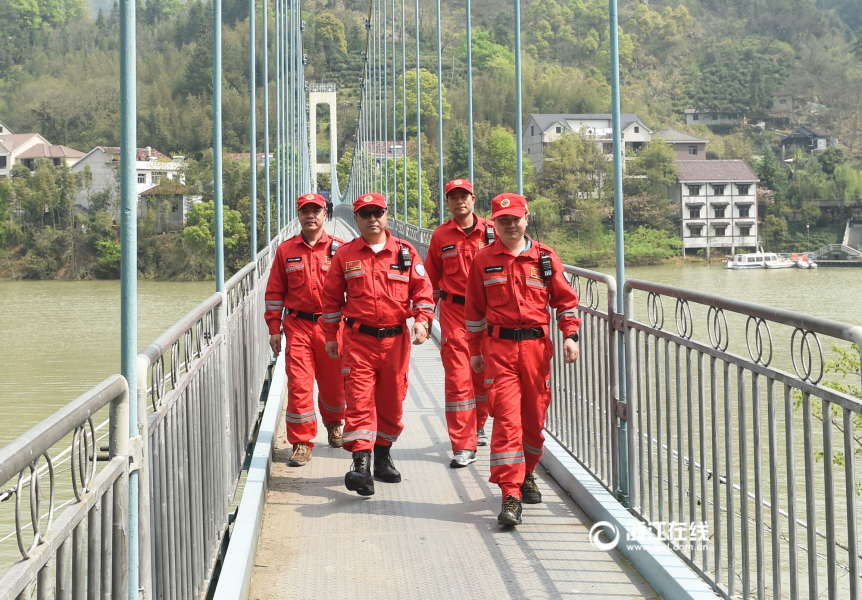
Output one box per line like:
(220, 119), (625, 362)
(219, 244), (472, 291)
(308, 83), (337, 193)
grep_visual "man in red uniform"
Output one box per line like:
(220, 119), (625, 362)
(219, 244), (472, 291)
(465, 193), (580, 526)
(321, 192), (435, 497)
(265, 193), (346, 467)
(425, 179), (496, 468)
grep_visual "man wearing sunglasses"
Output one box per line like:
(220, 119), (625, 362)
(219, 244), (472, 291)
(425, 179), (496, 468)
(321, 192), (435, 497)
(265, 193), (347, 468)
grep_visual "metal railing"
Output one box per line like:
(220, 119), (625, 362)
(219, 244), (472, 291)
(0, 377), (130, 599)
(623, 279), (862, 600)
(811, 244), (862, 260)
(136, 223), (296, 598)
(547, 266), (621, 495)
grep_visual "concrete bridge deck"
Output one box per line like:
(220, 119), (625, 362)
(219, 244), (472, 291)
(248, 301), (657, 600)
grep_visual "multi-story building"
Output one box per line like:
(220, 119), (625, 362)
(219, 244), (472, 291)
(71, 146), (187, 220)
(653, 128), (708, 160)
(522, 113), (651, 171)
(670, 160), (759, 254)
(684, 109), (744, 127)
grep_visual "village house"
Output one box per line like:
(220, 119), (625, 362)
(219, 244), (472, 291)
(670, 160), (760, 255)
(522, 113), (652, 171)
(71, 146), (194, 226)
(780, 126), (837, 155)
(684, 109), (744, 128)
(0, 131), (85, 176)
(654, 128), (708, 161)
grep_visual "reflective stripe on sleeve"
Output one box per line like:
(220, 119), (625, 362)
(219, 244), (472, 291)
(556, 309), (578, 322)
(415, 303), (435, 311)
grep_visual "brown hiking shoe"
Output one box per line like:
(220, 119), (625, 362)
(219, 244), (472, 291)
(520, 471), (542, 504)
(325, 421), (343, 448)
(289, 443), (312, 467)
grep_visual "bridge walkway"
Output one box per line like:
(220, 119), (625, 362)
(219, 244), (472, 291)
(248, 253), (657, 600)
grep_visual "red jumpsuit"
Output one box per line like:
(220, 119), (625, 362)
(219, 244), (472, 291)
(321, 232), (435, 453)
(425, 215), (496, 452)
(265, 231), (346, 450)
(465, 237), (580, 500)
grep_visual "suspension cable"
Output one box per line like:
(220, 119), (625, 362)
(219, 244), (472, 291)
(435, 0), (443, 225)
(415, 0), (422, 228)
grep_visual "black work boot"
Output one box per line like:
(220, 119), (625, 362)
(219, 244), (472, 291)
(345, 451), (375, 496)
(520, 471), (542, 504)
(497, 495), (523, 526)
(373, 443), (402, 483)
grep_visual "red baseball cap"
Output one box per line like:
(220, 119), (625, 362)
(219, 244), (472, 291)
(444, 178), (473, 196)
(297, 193), (326, 209)
(353, 192), (388, 212)
(491, 193), (528, 218)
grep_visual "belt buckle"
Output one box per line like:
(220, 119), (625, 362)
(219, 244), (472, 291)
(512, 328), (523, 342)
(377, 328), (387, 339)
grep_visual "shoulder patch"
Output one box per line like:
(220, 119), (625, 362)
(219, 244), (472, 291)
(345, 260), (362, 272)
(414, 264), (426, 277)
(286, 257), (302, 263)
(484, 265), (504, 273)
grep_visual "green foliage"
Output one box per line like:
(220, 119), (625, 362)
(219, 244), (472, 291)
(94, 238), (121, 277)
(471, 122), (532, 215)
(383, 156), (434, 227)
(446, 124), (470, 180)
(535, 130), (611, 211)
(396, 69), (451, 136)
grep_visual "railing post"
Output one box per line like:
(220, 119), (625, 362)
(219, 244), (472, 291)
(110, 381), (130, 598)
(136, 355), (152, 598)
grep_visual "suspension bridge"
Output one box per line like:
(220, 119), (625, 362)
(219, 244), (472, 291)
(2, 0), (862, 599)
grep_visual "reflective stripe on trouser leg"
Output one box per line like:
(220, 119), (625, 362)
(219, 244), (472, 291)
(284, 317), (320, 448)
(341, 326), (410, 452)
(440, 301), (478, 452)
(474, 335), (490, 430)
(311, 320), (346, 423)
(485, 335), (552, 500)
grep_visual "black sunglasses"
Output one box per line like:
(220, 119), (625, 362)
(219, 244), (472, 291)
(356, 208), (386, 219)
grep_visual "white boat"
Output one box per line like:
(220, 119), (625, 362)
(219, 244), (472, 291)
(796, 255), (818, 269)
(724, 250), (793, 269)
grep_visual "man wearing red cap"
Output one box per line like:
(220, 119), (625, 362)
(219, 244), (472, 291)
(465, 192), (581, 526)
(265, 193), (347, 467)
(425, 179), (496, 468)
(321, 192), (435, 496)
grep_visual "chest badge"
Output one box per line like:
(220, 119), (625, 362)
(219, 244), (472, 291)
(345, 260), (362, 272)
(530, 267), (542, 281)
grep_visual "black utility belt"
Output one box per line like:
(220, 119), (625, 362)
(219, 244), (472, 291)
(439, 290), (466, 305)
(488, 325), (545, 341)
(287, 309), (321, 323)
(345, 317), (403, 339)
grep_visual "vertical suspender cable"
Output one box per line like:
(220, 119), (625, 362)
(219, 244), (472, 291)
(275, 0), (282, 233)
(466, 0), (474, 184)
(391, 0), (397, 218)
(375, 3), (382, 193)
(435, 0), (444, 223)
(513, 0), (523, 195)
(214, 0), (225, 290)
(288, 0), (294, 213)
(609, 0), (629, 504)
(401, 0), (407, 221)
(383, 0), (390, 203)
(119, 0), (138, 592)
(264, 0), (271, 241)
(415, 0), (422, 228)
(249, 0), (257, 259)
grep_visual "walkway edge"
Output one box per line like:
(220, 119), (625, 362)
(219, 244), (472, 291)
(213, 352), (288, 600)
(540, 436), (718, 600)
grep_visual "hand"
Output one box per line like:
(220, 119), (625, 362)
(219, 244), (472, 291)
(470, 355), (485, 373)
(563, 337), (579, 363)
(269, 334), (282, 355)
(412, 321), (428, 345)
(325, 341), (340, 359)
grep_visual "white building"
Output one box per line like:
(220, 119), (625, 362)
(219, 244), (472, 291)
(684, 109), (744, 127)
(670, 160), (759, 254)
(72, 146), (185, 219)
(0, 132), (85, 176)
(522, 113), (652, 171)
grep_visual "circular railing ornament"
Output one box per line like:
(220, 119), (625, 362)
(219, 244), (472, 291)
(151, 355), (166, 411)
(647, 292), (664, 330)
(745, 317), (773, 366)
(71, 418), (96, 501)
(15, 454), (55, 559)
(572, 275), (582, 299)
(706, 307), (729, 351)
(170, 340), (180, 389)
(184, 329), (194, 371)
(791, 328), (824, 384)
(195, 319), (204, 357)
(675, 299), (693, 340)
(585, 279), (600, 310)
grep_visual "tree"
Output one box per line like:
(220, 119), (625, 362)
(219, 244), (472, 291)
(316, 13), (347, 73)
(183, 200), (248, 272)
(757, 146), (789, 202)
(535, 130), (611, 212)
(447, 124), (469, 180)
(817, 147), (846, 176)
(396, 69), (451, 137)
